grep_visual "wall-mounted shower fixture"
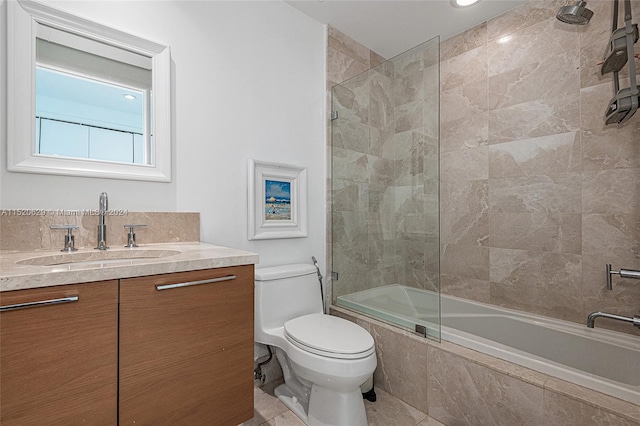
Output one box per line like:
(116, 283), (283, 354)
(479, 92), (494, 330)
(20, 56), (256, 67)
(606, 264), (640, 290)
(587, 311), (640, 328)
(556, 1), (594, 25)
(602, 0), (639, 125)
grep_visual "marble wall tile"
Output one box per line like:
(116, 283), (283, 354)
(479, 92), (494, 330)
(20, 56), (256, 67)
(331, 250), (371, 297)
(440, 273), (490, 302)
(421, 39), (441, 68)
(487, 17), (578, 77)
(440, 180), (490, 246)
(440, 22), (487, 62)
(489, 248), (583, 321)
(488, 132), (582, 177)
(393, 51), (424, 79)
(582, 168), (640, 214)
(440, 45), (487, 91)
(582, 130), (640, 170)
(370, 321), (429, 413)
(328, 26), (370, 67)
(427, 346), (546, 426)
(396, 266), (427, 290)
(1, 212), (200, 251)
(486, 0), (565, 42)
(544, 376), (640, 424)
(392, 129), (424, 161)
(370, 127), (395, 159)
(331, 73), (370, 125)
(395, 100), (424, 134)
(488, 95), (581, 144)
(441, 80), (488, 123)
(331, 179), (367, 213)
(331, 147), (370, 183)
(441, 113), (489, 153)
(370, 71), (394, 132)
(0, 216), (42, 251)
(394, 69), (425, 107)
(488, 51), (580, 110)
(441, 244), (490, 281)
(370, 50), (386, 68)
(440, 147), (488, 182)
(488, 173), (582, 214)
(331, 211), (368, 248)
(394, 142), (425, 187)
(490, 212), (582, 254)
(582, 254), (640, 336)
(543, 389), (639, 426)
(331, 119), (369, 153)
(582, 213), (640, 259)
(327, 48), (370, 90)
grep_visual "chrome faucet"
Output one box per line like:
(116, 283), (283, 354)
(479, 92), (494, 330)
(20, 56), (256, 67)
(95, 192), (109, 250)
(587, 311), (640, 328)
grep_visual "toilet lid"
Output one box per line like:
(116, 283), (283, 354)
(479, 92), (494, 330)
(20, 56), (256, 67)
(284, 314), (375, 359)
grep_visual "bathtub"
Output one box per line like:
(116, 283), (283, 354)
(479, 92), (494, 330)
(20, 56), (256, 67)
(336, 284), (640, 405)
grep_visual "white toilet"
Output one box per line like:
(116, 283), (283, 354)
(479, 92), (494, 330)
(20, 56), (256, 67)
(254, 264), (377, 426)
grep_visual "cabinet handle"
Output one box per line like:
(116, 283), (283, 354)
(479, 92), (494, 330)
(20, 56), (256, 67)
(155, 275), (236, 291)
(0, 296), (79, 312)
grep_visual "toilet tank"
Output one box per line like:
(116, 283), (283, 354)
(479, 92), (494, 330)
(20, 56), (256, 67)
(255, 264), (323, 340)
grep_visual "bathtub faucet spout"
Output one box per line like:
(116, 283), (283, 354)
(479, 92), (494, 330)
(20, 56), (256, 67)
(587, 311), (640, 329)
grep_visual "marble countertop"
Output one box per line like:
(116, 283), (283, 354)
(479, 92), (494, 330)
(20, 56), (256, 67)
(0, 242), (259, 292)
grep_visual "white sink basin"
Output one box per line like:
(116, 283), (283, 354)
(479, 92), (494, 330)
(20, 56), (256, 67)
(17, 249), (181, 267)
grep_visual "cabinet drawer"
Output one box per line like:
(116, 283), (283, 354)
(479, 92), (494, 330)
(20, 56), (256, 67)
(0, 280), (118, 426)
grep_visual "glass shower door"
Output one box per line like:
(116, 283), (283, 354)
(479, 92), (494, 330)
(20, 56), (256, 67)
(331, 36), (441, 341)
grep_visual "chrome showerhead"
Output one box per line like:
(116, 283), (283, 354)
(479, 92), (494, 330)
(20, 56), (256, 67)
(557, 0), (594, 25)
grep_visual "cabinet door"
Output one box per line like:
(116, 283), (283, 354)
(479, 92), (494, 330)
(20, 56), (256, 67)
(0, 280), (118, 426)
(120, 265), (254, 425)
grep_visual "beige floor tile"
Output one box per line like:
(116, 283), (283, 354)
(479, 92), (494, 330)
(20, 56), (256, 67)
(240, 383), (288, 426)
(265, 410), (306, 426)
(242, 383), (440, 426)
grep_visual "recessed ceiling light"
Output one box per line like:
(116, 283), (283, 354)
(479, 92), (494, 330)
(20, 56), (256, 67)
(452, 0), (480, 7)
(123, 94), (136, 100)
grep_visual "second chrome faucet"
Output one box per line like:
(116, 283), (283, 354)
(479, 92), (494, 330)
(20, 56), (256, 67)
(95, 192), (109, 250)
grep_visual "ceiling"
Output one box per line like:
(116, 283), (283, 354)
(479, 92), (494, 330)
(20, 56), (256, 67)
(285, 0), (529, 59)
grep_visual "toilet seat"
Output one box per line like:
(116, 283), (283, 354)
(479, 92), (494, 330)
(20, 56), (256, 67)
(284, 314), (375, 360)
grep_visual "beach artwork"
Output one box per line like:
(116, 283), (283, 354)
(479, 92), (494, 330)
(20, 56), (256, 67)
(248, 159), (307, 240)
(265, 179), (291, 221)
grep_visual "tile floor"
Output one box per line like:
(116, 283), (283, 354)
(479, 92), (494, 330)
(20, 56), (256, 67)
(240, 382), (444, 426)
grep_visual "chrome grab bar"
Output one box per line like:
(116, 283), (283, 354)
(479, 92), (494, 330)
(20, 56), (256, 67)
(606, 264), (640, 289)
(155, 275), (236, 291)
(0, 296), (79, 312)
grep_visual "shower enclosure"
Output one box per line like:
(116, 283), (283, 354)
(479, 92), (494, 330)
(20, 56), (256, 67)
(330, 37), (441, 340)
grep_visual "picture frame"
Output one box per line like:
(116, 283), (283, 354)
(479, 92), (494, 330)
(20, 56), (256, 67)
(248, 159), (308, 240)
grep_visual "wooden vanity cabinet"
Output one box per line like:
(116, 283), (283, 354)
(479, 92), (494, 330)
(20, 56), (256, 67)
(0, 280), (118, 426)
(119, 265), (255, 425)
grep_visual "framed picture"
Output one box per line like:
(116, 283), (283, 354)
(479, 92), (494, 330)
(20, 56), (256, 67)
(248, 159), (308, 240)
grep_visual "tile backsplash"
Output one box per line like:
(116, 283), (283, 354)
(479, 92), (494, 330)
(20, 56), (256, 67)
(0, 211), (200, 251)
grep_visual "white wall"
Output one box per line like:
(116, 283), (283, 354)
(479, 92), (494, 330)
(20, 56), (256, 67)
(1, 1), (327, 269)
